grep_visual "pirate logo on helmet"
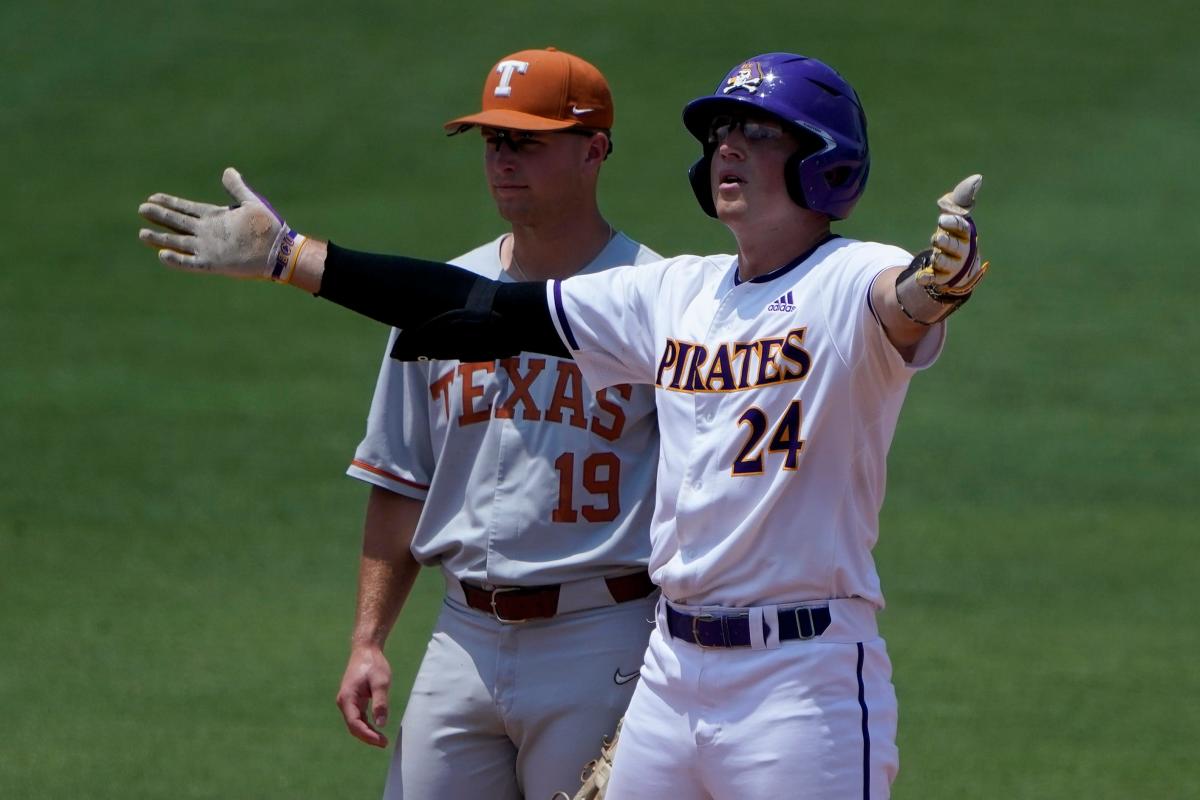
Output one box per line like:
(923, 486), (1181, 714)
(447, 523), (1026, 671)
(722, 61), (766, 95)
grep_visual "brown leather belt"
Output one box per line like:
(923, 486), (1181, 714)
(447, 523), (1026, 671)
(460, 572), (657, 623)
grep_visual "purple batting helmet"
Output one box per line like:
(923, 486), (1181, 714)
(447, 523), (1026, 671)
(683, 53), (870, 221)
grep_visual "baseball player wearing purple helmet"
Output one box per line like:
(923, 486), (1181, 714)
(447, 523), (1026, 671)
(140, 51), (990, 799)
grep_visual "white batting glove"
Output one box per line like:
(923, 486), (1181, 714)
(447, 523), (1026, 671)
(914, 174), (987, 296)
(137, 167), (307, 282)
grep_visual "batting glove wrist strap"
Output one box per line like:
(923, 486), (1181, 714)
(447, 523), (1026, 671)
(895, 250), (972, 326)
(269, 228), (308, 283)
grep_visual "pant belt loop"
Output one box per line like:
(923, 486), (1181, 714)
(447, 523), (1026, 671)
(748, 607), (766, 650)
(762, 604), (781, 649)
(445, 572), (468, 605)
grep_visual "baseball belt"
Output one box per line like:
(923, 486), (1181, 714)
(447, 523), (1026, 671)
(459, 572), (657, 623)
(666, 603), (831, 648)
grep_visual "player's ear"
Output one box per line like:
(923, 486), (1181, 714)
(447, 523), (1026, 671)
(584, 131), (611, 166)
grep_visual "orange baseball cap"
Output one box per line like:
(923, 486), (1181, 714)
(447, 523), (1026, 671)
(445, 47), (614, 133)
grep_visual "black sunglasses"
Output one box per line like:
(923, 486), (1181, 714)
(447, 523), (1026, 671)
(480, 127), (613, 156)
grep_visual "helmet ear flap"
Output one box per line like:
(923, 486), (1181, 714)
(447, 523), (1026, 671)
(783, 151), (811, 213)
(688, 152), (718, 218)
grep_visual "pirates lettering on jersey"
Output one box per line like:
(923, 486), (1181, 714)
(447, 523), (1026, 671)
(428, 355), (632, 442)
(654, 326), (812, 393)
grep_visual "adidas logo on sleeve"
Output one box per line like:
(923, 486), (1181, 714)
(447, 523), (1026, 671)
(766, 291), (795, 313)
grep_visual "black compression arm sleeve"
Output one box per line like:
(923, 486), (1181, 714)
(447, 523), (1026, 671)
(318, 242), (473, 328)
(317, 242), (569, 360)
(494, 284), (569, 359)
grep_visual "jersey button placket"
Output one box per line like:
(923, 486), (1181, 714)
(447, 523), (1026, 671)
(487, 367), (515, 577)
(685, 393), (707, 494)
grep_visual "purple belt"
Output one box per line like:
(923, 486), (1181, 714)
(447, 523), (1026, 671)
(666, 604), (831, 648)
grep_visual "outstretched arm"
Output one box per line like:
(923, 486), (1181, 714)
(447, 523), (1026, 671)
(137, 168), (568, 360)
(871, 174), (988, 356)
(319, 242), (568, 360)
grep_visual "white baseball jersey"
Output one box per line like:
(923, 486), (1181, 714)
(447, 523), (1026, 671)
(348, 233), (662, 586)
(548, 235), (945, 608)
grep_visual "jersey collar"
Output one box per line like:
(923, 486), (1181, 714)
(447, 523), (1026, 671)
(732, 233), (840, 286)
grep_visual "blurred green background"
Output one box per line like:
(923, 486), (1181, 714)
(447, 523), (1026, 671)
(2, 0), (1196, 797)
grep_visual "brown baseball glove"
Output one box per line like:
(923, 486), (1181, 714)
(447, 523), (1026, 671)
(551, 718), (623, 800)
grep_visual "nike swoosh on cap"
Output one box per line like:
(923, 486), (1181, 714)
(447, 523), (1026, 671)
(571, 105), (595, 115)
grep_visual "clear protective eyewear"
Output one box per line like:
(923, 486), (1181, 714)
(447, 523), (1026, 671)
(706, 114), (786, 145)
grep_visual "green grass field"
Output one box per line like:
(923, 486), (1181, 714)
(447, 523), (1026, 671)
(2, 1), (1196, 797)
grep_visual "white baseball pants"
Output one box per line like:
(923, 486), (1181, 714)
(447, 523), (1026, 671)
(605, 597), (899, 800)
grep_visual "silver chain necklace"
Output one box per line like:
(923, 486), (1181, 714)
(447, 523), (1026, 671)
(508, 224), (615, 280)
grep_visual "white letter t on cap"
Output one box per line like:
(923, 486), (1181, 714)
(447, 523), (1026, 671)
(494, 60), (529, 97)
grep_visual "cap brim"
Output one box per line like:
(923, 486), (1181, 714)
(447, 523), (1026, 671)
(443, 109), (583, 134)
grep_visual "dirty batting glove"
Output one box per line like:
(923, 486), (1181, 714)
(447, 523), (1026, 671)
(913, 174), (987, 296)
(894, 174), (991, 326)
(137, 167), (308, 282)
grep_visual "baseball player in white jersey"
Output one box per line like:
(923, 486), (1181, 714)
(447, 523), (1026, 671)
(140, 51), (990, 800)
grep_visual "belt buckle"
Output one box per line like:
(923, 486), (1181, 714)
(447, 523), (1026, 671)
(691, 613), (719, 648)
(793, 606), (816, 640)
(490, 587), (527, 624)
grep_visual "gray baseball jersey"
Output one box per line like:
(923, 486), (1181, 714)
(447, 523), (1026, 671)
(348, 232), (663, 585)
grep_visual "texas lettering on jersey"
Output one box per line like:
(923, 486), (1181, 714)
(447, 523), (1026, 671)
(429, 355), (634, 442)
(654, 326), (812, 393)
